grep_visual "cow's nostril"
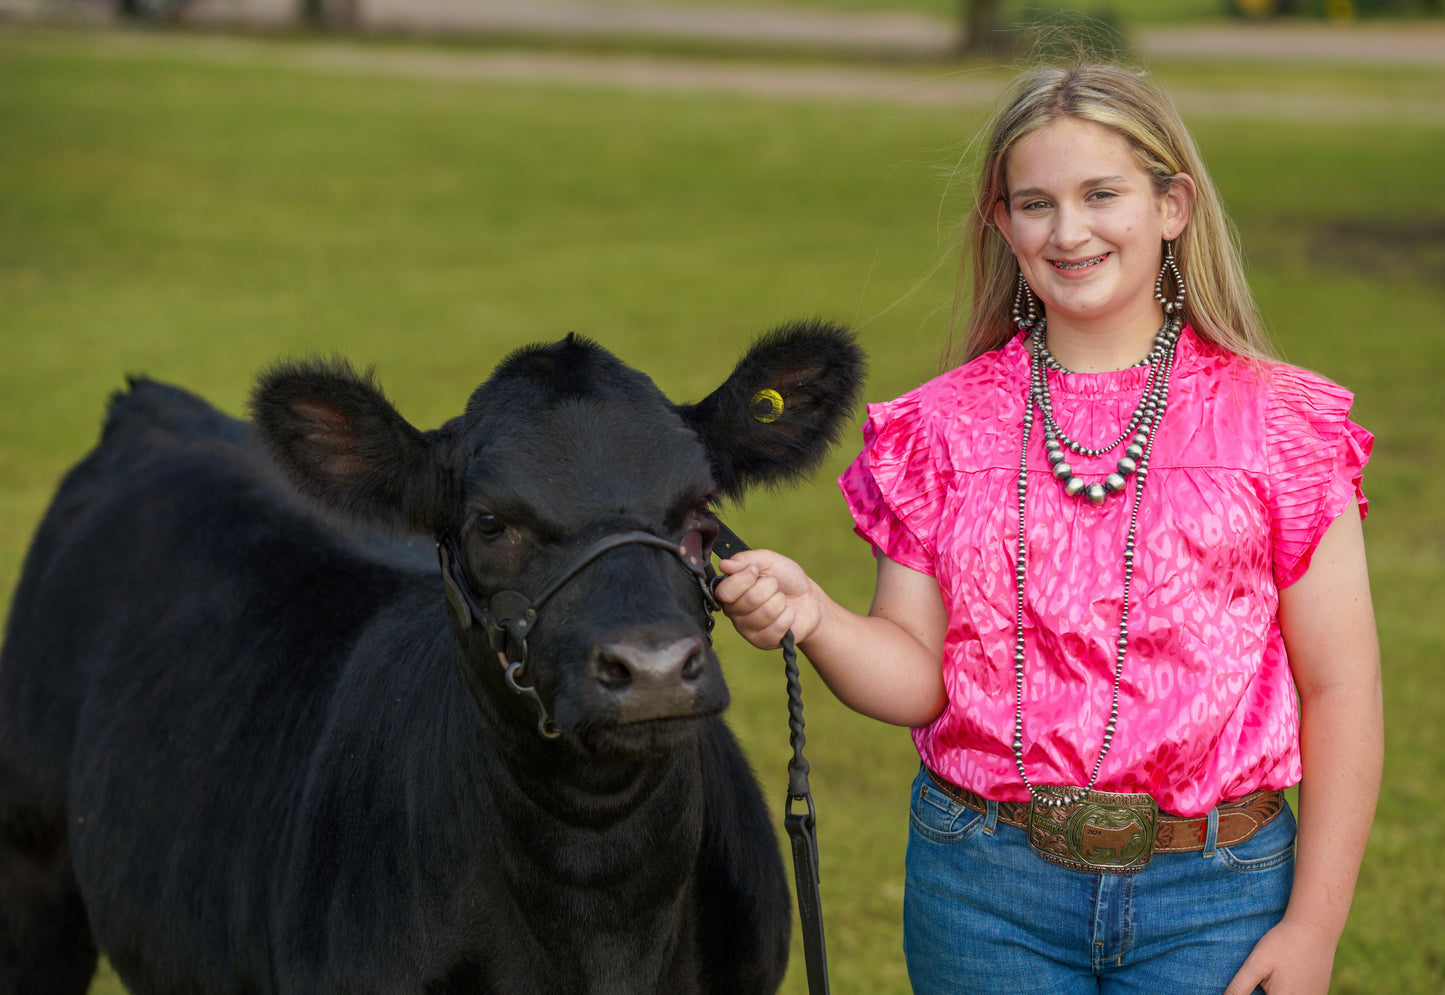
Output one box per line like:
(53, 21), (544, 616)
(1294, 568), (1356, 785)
(680, 642), (706, 683)
(596, 653), (633, 690)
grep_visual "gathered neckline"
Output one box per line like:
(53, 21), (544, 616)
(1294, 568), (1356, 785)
(1002, 326), (1200, 397)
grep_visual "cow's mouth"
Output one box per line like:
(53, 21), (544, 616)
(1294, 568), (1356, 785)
(574, 710), (722, 758)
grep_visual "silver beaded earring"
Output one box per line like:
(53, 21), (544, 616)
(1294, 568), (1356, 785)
(1012, 271), (1041, 333)
(1154, 240), (1187, 316)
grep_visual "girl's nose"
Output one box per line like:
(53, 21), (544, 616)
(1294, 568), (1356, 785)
(1051, 204), (1090, 251)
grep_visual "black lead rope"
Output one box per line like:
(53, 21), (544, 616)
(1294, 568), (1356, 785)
(713, 521), (831, 995)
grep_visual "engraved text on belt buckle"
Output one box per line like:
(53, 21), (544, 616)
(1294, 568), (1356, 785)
(1027, 785), (1160, 874)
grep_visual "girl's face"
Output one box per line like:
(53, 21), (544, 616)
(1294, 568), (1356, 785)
(992, 117), (1193, 342)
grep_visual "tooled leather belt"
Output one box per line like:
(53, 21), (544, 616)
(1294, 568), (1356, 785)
(924, 769), (1285, 869)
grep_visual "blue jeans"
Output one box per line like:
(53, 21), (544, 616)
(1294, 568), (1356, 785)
(903, 766), (1295, 995)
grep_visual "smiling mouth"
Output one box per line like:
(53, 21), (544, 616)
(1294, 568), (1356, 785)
(1052, 253), (1109, 270)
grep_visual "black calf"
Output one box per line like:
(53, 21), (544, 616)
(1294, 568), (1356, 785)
(0, 322), (863, 995)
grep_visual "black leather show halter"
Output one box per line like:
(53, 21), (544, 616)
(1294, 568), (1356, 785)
(435, 528), (715, 739)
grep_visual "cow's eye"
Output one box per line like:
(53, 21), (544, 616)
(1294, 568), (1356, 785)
(472, 512), (505, 538)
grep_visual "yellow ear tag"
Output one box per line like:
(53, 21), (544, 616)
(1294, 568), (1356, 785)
(750, 388), (784, 424)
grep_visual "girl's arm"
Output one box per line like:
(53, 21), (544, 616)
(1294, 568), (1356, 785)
(1225, 502), (1384, 995)
(714, 549), (948, 727)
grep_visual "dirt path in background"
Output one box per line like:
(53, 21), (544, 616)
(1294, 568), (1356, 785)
(5, 0), (1444, 123)
(13, 0), (1445, 65)
(170, 0), (1445, 65)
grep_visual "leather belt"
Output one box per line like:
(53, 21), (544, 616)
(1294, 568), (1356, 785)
(924, 769), (1285, 868)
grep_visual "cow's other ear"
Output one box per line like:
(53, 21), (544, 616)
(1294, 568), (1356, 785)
(250, 358), (451, 533)
(678, 320), (865, 499)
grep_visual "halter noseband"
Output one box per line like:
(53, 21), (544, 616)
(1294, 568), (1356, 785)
(435, 529), (718, 739)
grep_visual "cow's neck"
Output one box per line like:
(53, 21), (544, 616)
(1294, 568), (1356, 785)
(445, 678), (709, 990)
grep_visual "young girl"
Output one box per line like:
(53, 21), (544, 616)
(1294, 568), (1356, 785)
(717, 61), (1382, 994)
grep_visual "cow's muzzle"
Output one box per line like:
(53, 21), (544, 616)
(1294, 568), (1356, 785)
(590, 630), (720, 726)
(436, 529), (717, 740)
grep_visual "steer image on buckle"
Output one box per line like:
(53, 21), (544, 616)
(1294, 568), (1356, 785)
(1027, 786), (1160, 874)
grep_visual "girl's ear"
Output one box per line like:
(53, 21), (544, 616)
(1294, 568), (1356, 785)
(992, 198), (1016, 251)
(1163, 173), (1197, 241)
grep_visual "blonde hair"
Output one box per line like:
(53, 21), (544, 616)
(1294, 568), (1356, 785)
(942, 62), (1276, 369)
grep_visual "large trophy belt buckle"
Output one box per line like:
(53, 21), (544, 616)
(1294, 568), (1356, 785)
(1027, 785), (1160, 874)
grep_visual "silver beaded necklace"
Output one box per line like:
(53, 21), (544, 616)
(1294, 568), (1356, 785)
(1012, 314), (1182, 808)
(1033, 324), (1177, 504)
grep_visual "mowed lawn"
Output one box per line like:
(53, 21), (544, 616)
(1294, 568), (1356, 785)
(1, 24), (1442, 995)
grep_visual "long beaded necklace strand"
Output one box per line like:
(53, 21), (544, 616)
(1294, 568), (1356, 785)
(1012, 314), (1182, 808)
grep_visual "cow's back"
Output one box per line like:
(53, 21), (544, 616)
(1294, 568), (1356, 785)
(0, 381), (441, 992)
(2, 380), (415, 777)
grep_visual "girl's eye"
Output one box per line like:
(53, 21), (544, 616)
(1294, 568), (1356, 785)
(1021, 200), (1050, 212)
(473, 512), (505, 538)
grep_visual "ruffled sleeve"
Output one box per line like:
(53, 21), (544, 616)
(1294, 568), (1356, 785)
(1265, 366), (1373, 588)
(837, 391), (950, 576)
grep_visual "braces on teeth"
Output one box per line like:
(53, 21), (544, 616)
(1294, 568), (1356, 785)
(1054, 255), (1106, 270)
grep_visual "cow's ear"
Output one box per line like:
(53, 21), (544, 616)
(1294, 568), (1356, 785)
(678, 320), (865, 498)
(250, 358), (451, 533)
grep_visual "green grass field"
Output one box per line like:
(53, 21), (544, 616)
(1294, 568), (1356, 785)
(1, 20), (1442, 995)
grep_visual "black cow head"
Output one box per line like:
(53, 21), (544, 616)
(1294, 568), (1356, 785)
(251, 321), (864, 757)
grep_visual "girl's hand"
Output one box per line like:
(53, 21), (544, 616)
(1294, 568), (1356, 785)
(1223, 916), (1336, 995)
(712, 549), (822, 650)
(715, 549), (946, 727)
